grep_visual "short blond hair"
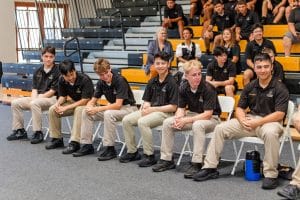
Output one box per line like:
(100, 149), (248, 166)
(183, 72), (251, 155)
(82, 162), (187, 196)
(183, 60), (203, 74)
(93, 58), (111, 73)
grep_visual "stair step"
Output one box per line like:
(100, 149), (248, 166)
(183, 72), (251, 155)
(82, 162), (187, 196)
(125, 33), (154, 38)
(113, 39), (149, 46)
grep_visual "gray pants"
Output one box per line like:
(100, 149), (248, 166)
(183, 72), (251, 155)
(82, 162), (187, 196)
(11, 97), (56, 131)
(203, 116), (283, 178)
(122, 110), (172, 155)
(80, 105), (137, 146)
(160, 114), (220, 163)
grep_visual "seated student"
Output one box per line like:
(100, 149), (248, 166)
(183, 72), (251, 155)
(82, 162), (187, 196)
(175, 27), (202, 71)
(193, 53), (289, 190)
(189, 0), (203, 24)
(277, 105), (300, 199)
(152, 60), (221, 178)
(145, 27), (174, 79)
(244, 23), (276, 86)
(283, 0), (300, 57)
(285, 0), (298, 23)
(163, 0), (186, 39)
(261, 0), (286, 24)
(220, 28), (241, 74)
(235, 0), (260, 42)
(73, 59), (137, 159)
(262, 48), (285, 82)
(206, 46), (237, 98)
(7, 46), (60, 144)
(120, 52), (178, 167)
(45, 60), (94, 154)
(203, 0), (235, 53)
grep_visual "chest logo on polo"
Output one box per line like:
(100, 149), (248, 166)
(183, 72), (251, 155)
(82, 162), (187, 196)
(198, 95), (203, 102)
(161, 85), (167, 92)
(113, 89), (117, 95)
(266, 90), (273, 98)
(223, 68), (228, 73)
(76, 88), (81, 93)
(246, 16), (250, 21)
(225, 16), (229, 21)
(249, 92), (256, 97)
(48, 75), (53, 80)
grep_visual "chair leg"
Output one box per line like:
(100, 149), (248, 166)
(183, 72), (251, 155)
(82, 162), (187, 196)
(289, 135), (297, 167)
(231, 142), (245, 175)
(177, 134), (190, 166)
(25, 117), (33, 132)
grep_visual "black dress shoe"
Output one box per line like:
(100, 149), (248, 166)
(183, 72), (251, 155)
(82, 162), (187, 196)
(7, 129), (28, 141)
(30, 131), (44, 144)
(262, 177), (279, 190)
(45, 138), (64, 149)
(97, 146), (117, 161)
(138, 154), (157, 167)
(73, 144), (94, 157)
(184, 162), (202, 179)
(193, 168), (219, 181)
(152, 159), (176, 172)
(278, 184), (300, 199)
(62, 141), (80, 154)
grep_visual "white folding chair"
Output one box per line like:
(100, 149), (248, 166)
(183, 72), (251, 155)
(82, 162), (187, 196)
(95, 89), (145, 157)
(26, 110), (50, 140)
(231, 100), (296, 175)
(176, 95), (236, 166)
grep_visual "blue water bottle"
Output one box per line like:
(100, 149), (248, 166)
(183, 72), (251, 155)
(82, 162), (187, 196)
(245, 150), (261, 181)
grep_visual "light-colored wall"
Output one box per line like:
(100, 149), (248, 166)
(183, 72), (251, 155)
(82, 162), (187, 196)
(0, 0), (17, 62)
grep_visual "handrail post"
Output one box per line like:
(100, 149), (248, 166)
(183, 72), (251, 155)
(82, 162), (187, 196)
(109, 10), (126, 51)
(64, 37), (84, 73)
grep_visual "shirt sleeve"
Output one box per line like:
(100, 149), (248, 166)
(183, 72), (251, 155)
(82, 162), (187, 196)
(81, 77), (94, 99)
(195, 44), (202, 58)
(115, 77), (129, 99)
(245, 42), (252, 60)
(206, 63), (214, 77)
(175, 44), (183, 58)
(237, 84), (251, 109)
(274, 83), (289, 113)
(203, 83), (218, 111)
(94, 81), (103, 98)
(228, 62), (237, 77)
(58, 77), (67, 97)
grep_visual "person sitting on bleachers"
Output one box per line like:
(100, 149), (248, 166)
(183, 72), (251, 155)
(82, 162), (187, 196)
(206, 46), (237, 97)
(277, 105), (300, 199)
(163, 0), (186, 39)
(285, 0), (298, 23)
(220, 28), (242, 74)
(201, 0), (215, 40)
(144, 27), (174, 79)
(235, 0), (260, 42)
(152, 60), (221, 178)
(7, 46), (60, 144)
(193, 53), (289, 190)
(203, 0), (235, 54)
(45, 60), (94, 154)
(189, 0), (203, 25)
(262, 47), (285, 82)
(120, 52), (178, 167)
(261, 0), (286, 24)
(72, 58), (138, 159)
(244, 23), (276, 86)
(176, 27), (202, 72)
(283, 0), (300, 57)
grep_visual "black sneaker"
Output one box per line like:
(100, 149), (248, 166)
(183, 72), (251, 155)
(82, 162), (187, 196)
(119, 151), (141, 163)
(138, 154), (157, 167)
(45, 138), (64, 149)
(193, 168), (219, 181)
(73, 144), (94, 157)
(7, 129), (28, 141)
(278, 184), (300, 199)
(97, 146), (117, 161)
(62, 141), (80, 154)
(184, 162), (203, 179)
(262, 177), (279, 190)
(30, 131), (43, 144)
(152, 159), (176, 172)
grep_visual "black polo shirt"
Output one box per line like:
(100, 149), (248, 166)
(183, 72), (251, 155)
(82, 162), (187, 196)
(273, 60), (285, 82)
(164, 4), (184, 19)
(178, 79), (221, 115)
(94, 72), (135, 106)
(143, 74), (178, 107)
(225, 44), (241, 73)
(245, 38), (277, 61)
(207, 60), (236, 81)
(235, 10), (259, 36)
(58, 72), (94, 101)
(288, 7), (300, 32)
(32, 64), (60, 95)
(210, 11), (235, 33)
(238, 78), (289, 117)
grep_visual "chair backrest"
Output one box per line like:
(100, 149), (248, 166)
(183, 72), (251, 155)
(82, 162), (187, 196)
(132, 89), (144, 106)
(285, 100), (295, 130)
(217, 96), (235, 120)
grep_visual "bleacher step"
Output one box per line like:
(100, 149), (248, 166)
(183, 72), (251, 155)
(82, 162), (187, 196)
(125, 33), (154, 38)
(113, 38), (149, 46)
(140, 21), (161, 26)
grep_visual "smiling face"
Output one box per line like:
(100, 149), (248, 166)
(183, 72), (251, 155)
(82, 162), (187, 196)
(157, 28), (167, 41)
(253, 27), (263, 41)
(254, 59), (273, 81)
(215, 53), (228, 66)
(154, 57), (169, 74)
(222, 29), (232, 43)
(96, 69), (112, 84)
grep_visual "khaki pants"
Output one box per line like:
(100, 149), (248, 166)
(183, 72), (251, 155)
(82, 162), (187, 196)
(290, 160), (300, 187)
(80, 105), (137, 145)
(122, 110), (172, 155)
(11, 96), (56, 131)
(203, 116), (283, 178)
(160, 113), (220, 163)
(48, 101), (83, 142)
